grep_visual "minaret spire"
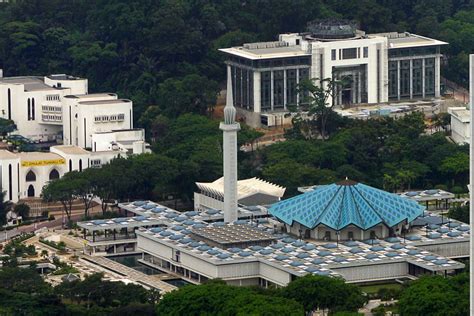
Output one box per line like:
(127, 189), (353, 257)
(220, 65), (241, 223)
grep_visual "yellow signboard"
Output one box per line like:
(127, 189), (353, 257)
(21, 159), (66, 167)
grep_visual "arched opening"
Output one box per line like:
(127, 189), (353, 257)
(79, 159), (82, 172)
(69, 160), (72, 172)
(49, 169), (59, 180)
(26, 170), (36, 182)
(27, 184), (35, 197)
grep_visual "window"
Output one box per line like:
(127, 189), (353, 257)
(363, 47), (368, 58)
(49, 169), (60, 180)
(295, 39), (300, 45)
(342, 48), (358, 59)
(26, 170), (36, 182)
(331, 49), (336, 60)
(27, 98), (31, 121)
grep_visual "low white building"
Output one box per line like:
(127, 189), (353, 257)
(448, 106), (470, 144)
(0, 145), (127, 202)
(91, 129), (150, 154)
(194, 177), (286, 212)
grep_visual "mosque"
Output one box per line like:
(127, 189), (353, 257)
(269, 179), (424, 242)
(78, 68), (468, 288)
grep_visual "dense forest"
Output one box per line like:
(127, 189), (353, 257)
(0, 0), (473, 121)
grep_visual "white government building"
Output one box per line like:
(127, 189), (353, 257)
(0, 73), (148, 152)
(0, 145), (124, 202)
(0, 72), (151, 203)
(219, 20), (447, 127)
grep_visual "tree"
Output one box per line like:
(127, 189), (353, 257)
(156, 279), (303, 315)
(290, 77), (348, 140)
(439, 152), (469, 187)
(398, 274), (468, 316)
(281, 274), (366, 314)
(42, 178), (79, 227)
(0, 191), (13, 226)
(448, 205), (469, 224)
(63, 171), (94, 218)
(13, 203), (30, 219)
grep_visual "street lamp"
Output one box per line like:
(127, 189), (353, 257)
(298, 229), (302, 240)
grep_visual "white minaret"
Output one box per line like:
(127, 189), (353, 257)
(220, 65), (240, 223)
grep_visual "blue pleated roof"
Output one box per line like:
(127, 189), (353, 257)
(268, 180), (424, 231)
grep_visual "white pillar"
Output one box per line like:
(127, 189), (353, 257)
(253, 72), (261, 113)
(422, 59), (426, 98)
(397, 60), (401, 100)
(270, 71), (274, 111)
(469, 54), (474, 316)
(435, 56), (441, 98)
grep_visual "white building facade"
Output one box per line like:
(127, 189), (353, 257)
(448, 106), (470, 144)
(0, 74), (140, 149)
(219, 20), (447, 127)
(0, 145), (125, 203)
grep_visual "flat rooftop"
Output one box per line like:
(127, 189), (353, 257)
(51, 145), (90, 155)
(399, 189), (455, 202)
(64, 93), (117, 99)
(78, 99), (131, 106)
(191, 224), (276, 248)
(219, 45), (309, 60)
(77, 215), (164, 232)
(0, 76), (58, 92)
(372, 32), (448, 49)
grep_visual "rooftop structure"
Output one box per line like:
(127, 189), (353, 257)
(191, 224), (276, 249)
(194, 177), (285, 211)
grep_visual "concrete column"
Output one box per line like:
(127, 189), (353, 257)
(296, 68), (300, 106)
(283, 70), (287, 110)
(270, 71), (274, 111)
(253, 71), (261, 113)
(357, 70), (362, 103)
(397, 60), (401, 100)
(409, 59), (413, 99)
(435, 56), (441, 97)
(422, 59), (426, 98)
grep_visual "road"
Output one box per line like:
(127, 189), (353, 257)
(0, 206), (103, 242)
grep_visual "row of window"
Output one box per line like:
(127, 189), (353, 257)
(42, 114), (62, 122)
(42, 105), (62, 112)
(331, 47), (368, 61)
(94, 113), (125, 123)
(90, 159), (102, 168)
(26, 169), (59, 182)
(388, 58), (436, 99)
(45, 95), (60, 101)
(261, 68), (309, 111)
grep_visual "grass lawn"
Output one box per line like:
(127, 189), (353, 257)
(358, 282), (403, 294)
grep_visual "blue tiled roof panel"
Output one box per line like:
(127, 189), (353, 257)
(269, 182), (424, 230)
